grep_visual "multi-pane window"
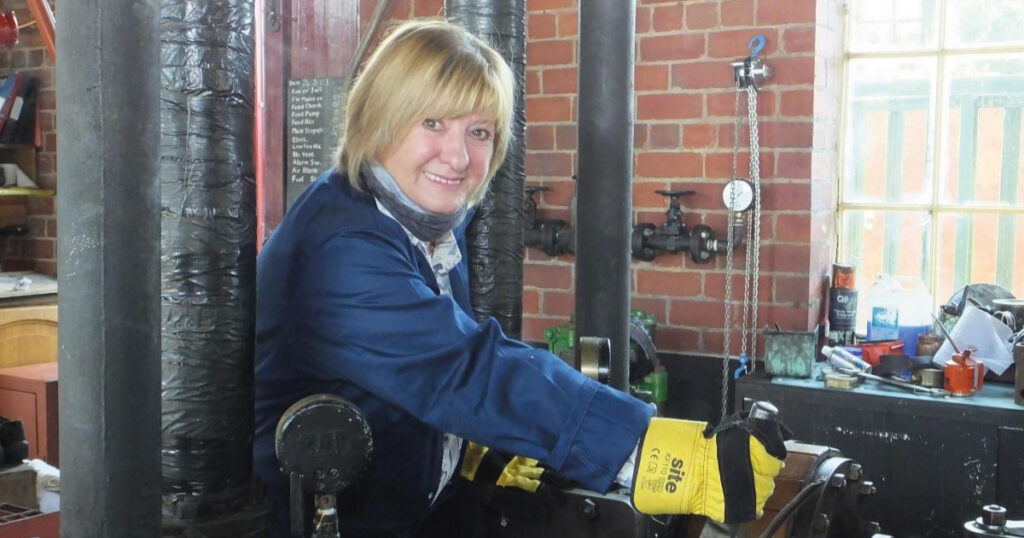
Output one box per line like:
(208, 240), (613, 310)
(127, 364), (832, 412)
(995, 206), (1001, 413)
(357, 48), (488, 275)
(839, 0), (1024, 309)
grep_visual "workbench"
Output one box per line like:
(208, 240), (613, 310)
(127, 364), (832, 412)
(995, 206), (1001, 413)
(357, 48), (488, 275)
(736, 370), (1024, 538)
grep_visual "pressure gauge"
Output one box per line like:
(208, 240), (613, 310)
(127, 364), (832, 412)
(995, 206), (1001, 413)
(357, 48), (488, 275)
(722, 179), (754, 212)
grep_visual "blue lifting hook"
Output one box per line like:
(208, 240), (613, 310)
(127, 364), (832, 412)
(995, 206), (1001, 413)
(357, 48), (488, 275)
(747, 35), (766, 58)
(733, 354), (750, 379)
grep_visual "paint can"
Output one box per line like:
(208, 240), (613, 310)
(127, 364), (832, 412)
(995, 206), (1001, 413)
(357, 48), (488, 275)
(828, 264), (857, 347)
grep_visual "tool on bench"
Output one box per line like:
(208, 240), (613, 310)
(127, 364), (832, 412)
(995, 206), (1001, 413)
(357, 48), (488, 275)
(820, 346), (950, 397)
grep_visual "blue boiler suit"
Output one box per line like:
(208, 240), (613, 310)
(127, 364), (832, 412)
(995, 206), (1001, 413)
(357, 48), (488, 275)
(254, 170), (653, 536)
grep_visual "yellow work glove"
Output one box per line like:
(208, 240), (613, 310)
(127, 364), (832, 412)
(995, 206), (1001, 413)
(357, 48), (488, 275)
(631, 413), (787, 523)
(460, 442), (573, 523)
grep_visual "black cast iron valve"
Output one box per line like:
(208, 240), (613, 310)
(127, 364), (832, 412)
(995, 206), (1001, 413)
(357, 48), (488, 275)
(524, 185), (574, 257)
(631, 190), (715, 263)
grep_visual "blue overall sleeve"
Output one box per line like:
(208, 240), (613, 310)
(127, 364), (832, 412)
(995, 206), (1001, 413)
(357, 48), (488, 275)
(290, 225), (653, 492)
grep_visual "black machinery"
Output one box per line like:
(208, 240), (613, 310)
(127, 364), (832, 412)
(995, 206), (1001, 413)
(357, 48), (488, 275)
(964, 505), (1024, 538)
(275, 394), (373, 538)
(273, 375), (882, 538)
(490, 400), (883, 538)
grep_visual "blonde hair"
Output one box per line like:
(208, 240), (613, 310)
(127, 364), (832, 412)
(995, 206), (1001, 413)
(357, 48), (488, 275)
(338, 19), (515, 206)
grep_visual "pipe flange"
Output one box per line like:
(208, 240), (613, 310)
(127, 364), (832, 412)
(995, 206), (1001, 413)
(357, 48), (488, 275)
(577, 336), (610, 384)
(632, 223), (659, 261)
(688, 224), (714, 264)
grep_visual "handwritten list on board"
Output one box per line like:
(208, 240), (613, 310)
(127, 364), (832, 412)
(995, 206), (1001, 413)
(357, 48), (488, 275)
(287, 77), (344, 209)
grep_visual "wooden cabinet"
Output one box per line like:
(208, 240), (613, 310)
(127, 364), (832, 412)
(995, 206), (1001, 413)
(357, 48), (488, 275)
(0, 303), (57, 369)
(0, 504), (59, 537)
(0, 362), (58, 466)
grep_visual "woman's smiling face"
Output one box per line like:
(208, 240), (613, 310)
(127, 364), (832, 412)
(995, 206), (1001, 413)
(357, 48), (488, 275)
(380, 114), (496, 215)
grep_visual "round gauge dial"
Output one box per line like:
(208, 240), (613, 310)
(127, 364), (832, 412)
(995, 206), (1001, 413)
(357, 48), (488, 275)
(722, 179), (754, 212)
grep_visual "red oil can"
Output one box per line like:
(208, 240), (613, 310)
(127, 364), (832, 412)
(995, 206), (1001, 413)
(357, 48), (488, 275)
(944, 349), (984, 396)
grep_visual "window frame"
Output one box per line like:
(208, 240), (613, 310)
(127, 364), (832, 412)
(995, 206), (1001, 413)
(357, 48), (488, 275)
(837, 0), (1024, 303)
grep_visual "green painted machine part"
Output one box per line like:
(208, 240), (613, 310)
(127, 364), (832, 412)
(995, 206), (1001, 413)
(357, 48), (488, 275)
(543, 324), (575, 364)
(633, 366), (668, 404)
(542, 310), (667, 404)
(631, 309), (657, 340)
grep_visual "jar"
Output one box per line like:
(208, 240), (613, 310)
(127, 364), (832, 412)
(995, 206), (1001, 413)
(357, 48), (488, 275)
(916, 332), (943, 357)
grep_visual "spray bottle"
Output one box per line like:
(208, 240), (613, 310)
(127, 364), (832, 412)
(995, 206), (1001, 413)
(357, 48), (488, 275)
(821, 345), (872, 373)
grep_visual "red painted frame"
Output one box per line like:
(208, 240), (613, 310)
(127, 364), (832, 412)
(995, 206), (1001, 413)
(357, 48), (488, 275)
(254, 0), (358, 247)
(24, 0), (55, 62)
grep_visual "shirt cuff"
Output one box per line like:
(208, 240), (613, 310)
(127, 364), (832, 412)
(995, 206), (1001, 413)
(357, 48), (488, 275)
(614, 441), (640, 489)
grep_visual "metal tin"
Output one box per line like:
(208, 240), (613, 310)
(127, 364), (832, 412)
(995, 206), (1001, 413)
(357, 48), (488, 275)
(765, 329), (817, 378)
(832, 263), (856, 290)
(824, 371), (860, 390)
(920, 368), (944, 388)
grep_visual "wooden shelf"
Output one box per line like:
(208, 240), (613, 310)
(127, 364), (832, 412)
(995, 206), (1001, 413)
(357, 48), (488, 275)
(0, 145), (42, 194)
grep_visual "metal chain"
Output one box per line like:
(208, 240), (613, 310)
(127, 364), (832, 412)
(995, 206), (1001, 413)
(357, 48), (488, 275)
(741, 202), (754, 359)
(720, 84), (764, 421)
(720, 88), (744, 421)
(746, 85), (763, 372)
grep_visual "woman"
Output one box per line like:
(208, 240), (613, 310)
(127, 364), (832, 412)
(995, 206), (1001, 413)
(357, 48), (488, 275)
(254, 19), (784, 537)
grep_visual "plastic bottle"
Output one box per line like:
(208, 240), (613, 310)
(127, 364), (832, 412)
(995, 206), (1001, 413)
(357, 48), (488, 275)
(866, 274), (900, 342)
(895, 277), (933, 357)
(862, 274), (934, 355)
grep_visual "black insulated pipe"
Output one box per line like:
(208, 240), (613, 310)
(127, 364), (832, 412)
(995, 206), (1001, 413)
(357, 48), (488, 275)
(446, 0), (527, 339)
(160, 1), (267, 535)
(56, 1), (162, 536)
(576, 1), (635, 392)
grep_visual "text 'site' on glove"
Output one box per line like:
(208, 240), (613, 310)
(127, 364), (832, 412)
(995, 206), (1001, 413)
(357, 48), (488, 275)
(630, 415), (787, 523)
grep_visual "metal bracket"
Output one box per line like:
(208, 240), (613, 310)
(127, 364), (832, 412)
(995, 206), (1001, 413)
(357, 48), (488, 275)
(266, 0), (282, 32)
(732, 57), (772, 89)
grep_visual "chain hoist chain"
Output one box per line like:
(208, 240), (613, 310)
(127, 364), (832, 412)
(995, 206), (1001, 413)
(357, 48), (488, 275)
(745, 85), (762, 372)
(741, 204), (754, 359)
(720, 85), (763, 421)
(720, 88), (744, 421)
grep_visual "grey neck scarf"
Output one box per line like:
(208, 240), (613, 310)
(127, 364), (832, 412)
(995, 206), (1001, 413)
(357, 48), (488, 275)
(363, 165), (468, 243)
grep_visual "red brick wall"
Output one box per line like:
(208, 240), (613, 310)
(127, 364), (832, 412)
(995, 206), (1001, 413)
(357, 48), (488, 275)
(2, 0), (843, 358)
(0, 0), (56, 276)
(519, 0), (842, 355)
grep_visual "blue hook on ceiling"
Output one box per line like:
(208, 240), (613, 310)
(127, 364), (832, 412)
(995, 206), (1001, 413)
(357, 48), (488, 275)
(748, 35), (766, 58)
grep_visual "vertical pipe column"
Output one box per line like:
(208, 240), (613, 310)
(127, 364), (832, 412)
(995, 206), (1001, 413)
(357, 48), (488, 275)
(160, 1), (267, 535)
(576, 1), (635, 392)
(56, 1), (162, 536)
(446, 0), (527, 339)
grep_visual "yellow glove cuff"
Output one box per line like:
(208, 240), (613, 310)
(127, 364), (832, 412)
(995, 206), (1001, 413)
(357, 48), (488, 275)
(460, 441), (489, 481)
(749, 435), (785, 513)
(632, 418), (711, 516)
